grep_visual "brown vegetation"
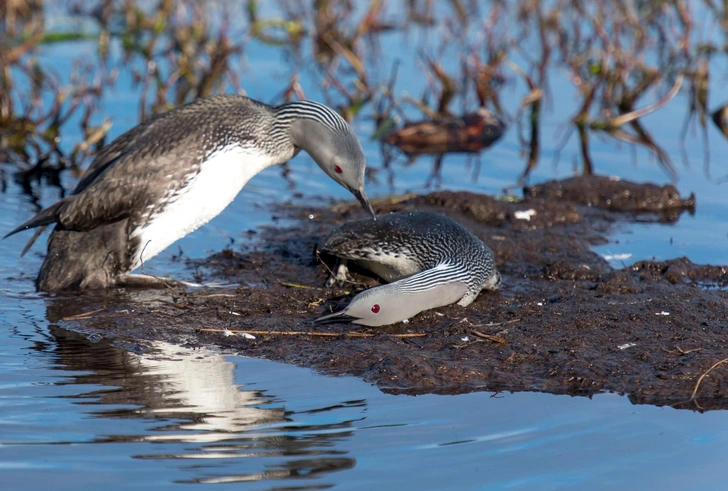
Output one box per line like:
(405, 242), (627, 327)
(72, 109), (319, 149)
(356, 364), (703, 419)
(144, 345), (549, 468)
(1, 0), (725, 197)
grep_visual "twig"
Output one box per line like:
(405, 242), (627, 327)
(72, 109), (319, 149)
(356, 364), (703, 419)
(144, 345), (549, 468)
(199, 328), (426, 338)
(470, 330), (507, 344)
(316, 252), (360, 287)
(598, 74), (684, 129)
(661, 346), (703, 356)
(691, 357), (728, 401)
(62, 307), (107, 321)
(192, 293), (238, 298)
(137, 241), (176, 288)
(20, 225), (47, 257)
(484, 319), (520, 327)
(277, 280), (322, 290)
(459, 318), (521, 328)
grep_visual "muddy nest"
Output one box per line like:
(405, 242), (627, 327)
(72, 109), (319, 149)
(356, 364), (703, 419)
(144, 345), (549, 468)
(47, 176), (728, 411)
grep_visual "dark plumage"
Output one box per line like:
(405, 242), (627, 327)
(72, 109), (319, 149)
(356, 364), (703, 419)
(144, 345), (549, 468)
(7, 95), (374, 291)
(318, 210), (500, 294)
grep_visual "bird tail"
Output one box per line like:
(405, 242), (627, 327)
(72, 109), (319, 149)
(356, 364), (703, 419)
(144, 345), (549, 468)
(4, 199), (66, 239)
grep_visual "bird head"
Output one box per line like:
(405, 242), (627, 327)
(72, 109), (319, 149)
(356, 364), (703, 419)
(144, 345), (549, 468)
(315, 284), (402, 327)
(287, 101), (375, 218)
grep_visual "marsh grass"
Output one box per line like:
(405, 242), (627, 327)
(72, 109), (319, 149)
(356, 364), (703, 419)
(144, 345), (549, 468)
(1, 0), (725, 198)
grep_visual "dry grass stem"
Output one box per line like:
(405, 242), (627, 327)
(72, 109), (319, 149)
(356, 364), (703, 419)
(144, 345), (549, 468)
(199, 328), (427, 338)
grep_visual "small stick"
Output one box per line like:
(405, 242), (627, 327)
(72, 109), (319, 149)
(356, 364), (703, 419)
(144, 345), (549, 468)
(470, 330), (507, 344)
(316, 251), (360, 287)
(691, 357), (728, 401)
(20, 225), (47, 258)
(661, 346), (703, 356)
(139, 240), (178, 290)
(485, 319), (521, 327)
(199, 328), (426, 338)
(192, 293), (238, 298)
(459, 318), (520, 328)
(277, 280), (322, 290)
(62, 307), (108, 321)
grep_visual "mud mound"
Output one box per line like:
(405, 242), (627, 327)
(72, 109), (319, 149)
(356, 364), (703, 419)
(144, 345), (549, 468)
(47, 176), (728, 410)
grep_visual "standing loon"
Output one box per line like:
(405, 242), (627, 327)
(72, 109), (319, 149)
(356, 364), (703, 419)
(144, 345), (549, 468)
(5, 95), (375, 291)
(315, 211), (500, 326)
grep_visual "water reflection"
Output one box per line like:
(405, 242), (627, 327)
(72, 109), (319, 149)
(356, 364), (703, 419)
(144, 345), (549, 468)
(40, 325), (357, 486)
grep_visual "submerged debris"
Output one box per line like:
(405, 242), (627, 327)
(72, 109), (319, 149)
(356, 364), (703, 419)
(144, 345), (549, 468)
(383, 109), (505, 156)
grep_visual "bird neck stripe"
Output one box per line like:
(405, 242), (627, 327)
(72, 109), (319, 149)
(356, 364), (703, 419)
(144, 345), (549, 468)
(397, 263), (470, 294)
(275, 101), (349, 133)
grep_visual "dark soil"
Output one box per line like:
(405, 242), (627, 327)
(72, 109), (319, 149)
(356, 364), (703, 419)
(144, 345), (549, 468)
(45, 176), (728, 411)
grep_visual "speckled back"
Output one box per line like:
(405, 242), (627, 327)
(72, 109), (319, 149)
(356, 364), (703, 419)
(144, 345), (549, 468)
(319, 211), (499, 295)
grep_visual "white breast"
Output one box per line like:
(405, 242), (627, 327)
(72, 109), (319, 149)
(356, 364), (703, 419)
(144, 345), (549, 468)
(130, 145), (276, 271)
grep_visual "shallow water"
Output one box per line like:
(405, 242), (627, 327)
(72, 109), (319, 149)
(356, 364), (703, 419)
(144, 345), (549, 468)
(4, 303), (728, 490)
(3, 2), (728, 489)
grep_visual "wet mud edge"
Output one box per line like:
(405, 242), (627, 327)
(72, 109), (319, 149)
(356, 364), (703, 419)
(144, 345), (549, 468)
(48, 176), (728, 410)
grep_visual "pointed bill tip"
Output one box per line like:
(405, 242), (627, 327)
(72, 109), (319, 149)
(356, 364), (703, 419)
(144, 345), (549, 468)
(314, 309), (358, 325)
(354, 187), (376, 220)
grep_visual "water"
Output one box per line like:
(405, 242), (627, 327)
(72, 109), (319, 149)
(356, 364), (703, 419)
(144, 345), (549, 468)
(4, 314), (728, 490)
(3, 2), (728, 489)
(4, 313), (728, 490)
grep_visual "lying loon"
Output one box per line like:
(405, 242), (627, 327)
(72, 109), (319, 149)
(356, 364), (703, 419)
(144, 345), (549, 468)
(6, 95), (375, 291)
(315, 211), (500, 326)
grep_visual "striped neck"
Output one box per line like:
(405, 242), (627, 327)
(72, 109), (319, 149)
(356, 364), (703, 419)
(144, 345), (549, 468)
(273, 100), (350, 134)
(271, 100), (348, 148)
(394, 262), (471, 295)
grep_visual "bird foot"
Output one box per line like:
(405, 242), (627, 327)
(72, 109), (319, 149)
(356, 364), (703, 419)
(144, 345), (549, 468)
(325, 260), (356, 287)
(457, 293), (478, 307)
(117, 273), (199, 289)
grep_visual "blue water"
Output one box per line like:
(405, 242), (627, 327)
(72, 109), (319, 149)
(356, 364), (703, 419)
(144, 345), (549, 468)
(3, 308), (728, 490)
(3, 2), (728, 489)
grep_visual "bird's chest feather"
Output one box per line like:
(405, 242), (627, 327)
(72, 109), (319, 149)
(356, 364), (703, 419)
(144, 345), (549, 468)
(130, 145), (276, 269)
(354, 249), (422, 282)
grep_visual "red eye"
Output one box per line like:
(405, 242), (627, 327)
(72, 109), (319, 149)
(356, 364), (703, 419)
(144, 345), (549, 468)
(334, 165), (342, 174)
(371, 304), (380, 313)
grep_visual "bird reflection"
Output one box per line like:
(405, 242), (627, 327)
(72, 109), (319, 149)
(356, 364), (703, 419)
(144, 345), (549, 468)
(44, 325), (284, 443)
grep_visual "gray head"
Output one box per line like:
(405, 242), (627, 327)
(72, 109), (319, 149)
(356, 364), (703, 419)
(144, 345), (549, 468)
(315, 283), (415, 327)
(315, 263), (470, 327)
(280, 100), (375, 217)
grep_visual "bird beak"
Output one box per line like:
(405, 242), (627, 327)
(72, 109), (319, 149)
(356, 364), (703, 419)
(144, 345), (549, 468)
(314, 309), (359, 325)
(353, 186), (376, 219)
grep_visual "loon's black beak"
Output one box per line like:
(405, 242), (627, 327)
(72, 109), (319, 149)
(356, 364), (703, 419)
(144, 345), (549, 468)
(353, 187), (376, 220)
(314, 309), (360, 325)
